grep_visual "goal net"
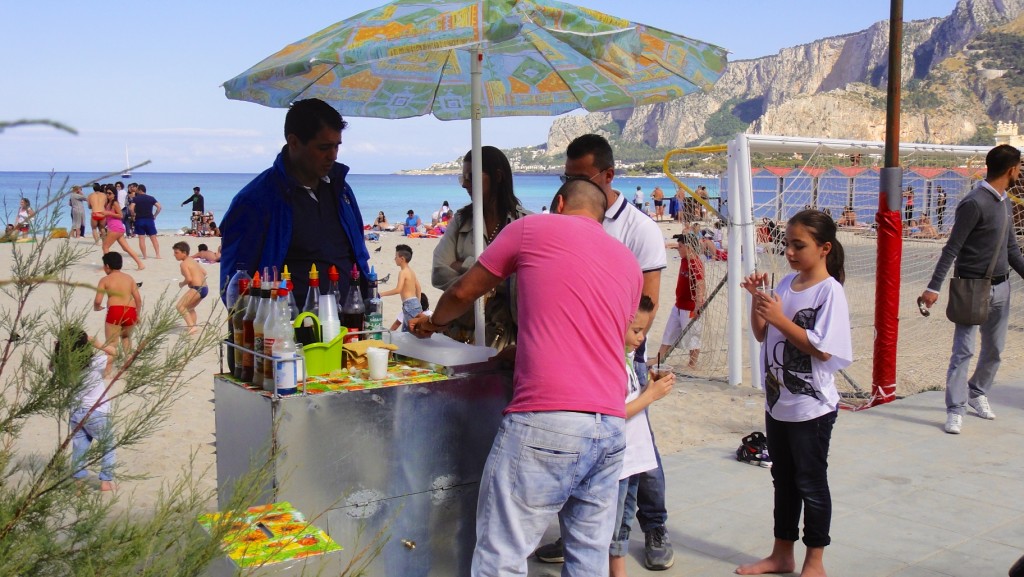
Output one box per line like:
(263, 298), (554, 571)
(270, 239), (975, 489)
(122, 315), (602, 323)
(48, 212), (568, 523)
(662, 135), (1024, 407)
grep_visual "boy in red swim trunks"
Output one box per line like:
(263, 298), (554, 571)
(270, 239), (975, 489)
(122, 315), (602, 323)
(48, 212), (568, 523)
(94, 252), (142, 361)
(174, 241), (208, 335)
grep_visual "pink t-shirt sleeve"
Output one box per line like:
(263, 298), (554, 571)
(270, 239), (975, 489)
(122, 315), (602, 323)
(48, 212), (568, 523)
(478, 219), (523, 279)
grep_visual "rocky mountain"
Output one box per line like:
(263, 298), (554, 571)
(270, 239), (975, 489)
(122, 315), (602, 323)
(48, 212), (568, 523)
(544, 0), (1024, 157)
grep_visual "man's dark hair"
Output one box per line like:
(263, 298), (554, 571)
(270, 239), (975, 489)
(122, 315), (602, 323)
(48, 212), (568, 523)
(198, 244), (209, 252)
(566, 134), (614, 171)
(986, 144), (1022, 179)
(137, 184), (147, 193)
(102, 252), (123, 270)
(92, 183), (102, 192)
(173, 241), (191, 254)
(193, 186), (200, 193)
(552, 179), (608, 218)
(395, 244), (413, 263)
(285, 98), (348, 143)
(638, 294), (655, 314)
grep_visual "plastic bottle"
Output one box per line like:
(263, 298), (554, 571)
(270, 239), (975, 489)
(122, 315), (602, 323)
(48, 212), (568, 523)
(364, 266), (383, 334)
(224, 262), (251, 376)
(302, 263), (320, 316)
(261, 282), (282, 390)
(327, 265), (343, 320)
(231, 277), (250, 380)
(241, 271), (261, 383)
(252, 267), (271, 389)
(341, 264), (365, 344)
(281, 265), (301, 321)
(273, 292), (305, 396)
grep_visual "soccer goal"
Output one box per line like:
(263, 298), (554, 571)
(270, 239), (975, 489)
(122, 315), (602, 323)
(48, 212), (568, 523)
(663, 134), (1024, 407)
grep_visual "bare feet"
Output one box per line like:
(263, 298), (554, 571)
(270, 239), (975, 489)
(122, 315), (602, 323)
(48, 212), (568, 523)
(736, 541), (797, 575)
(735, 556), (796, 575)
(100, 480), (117, 492)
(187, 326), (199, 336)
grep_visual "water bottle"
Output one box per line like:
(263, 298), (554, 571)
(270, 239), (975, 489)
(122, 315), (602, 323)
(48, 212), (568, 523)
(364, 266), (383, 334)
(273, 301), (305, 396)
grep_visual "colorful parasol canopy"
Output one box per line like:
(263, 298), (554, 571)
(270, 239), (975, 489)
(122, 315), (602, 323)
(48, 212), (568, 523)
(223, 0), (727, 345)
(223, 0), (728, 119)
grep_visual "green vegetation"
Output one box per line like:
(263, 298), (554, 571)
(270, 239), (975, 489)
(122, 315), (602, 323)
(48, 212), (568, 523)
(968, 31), (1024, 88)
(960, 124), (996, 146)
(0, 121), (386, 576)
(902, 79), (943, 111)
(699, 98), (752, 145)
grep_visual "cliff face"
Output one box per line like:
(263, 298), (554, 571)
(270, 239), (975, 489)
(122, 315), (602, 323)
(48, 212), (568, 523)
(545, 0), (1024, 157)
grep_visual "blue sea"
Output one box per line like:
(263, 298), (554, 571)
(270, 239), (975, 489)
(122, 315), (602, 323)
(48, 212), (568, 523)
(0, 171), (721, 233)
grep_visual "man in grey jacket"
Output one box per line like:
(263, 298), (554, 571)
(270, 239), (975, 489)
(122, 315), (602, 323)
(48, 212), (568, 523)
(919, 144), (1024, 434)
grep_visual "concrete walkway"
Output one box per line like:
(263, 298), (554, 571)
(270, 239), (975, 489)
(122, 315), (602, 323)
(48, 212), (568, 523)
(528, 382), (1024, 577)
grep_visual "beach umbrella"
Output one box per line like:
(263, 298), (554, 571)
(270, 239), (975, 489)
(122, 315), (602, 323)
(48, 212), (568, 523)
(223, 0), (728, 345)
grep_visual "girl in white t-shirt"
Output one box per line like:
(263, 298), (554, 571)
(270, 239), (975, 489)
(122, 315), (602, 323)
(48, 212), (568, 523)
(609, 295), (674, 577)
(737, 209), (852, 577)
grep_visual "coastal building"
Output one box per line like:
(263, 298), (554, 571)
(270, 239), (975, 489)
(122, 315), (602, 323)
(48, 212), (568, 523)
(995, 121), (1024, 148)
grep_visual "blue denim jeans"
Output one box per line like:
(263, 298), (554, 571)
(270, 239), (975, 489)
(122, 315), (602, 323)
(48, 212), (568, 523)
(946, 281), (1010, 415)
(70, 408), (115, 482)
(765, 410), (837, 548)
(610, 475), (641, 557)
(471, 411), (625, 577)
(631, 357), (669, 534)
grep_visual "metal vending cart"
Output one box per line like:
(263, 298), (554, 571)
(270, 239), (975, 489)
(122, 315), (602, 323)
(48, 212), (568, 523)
(213, 337), (510, 576)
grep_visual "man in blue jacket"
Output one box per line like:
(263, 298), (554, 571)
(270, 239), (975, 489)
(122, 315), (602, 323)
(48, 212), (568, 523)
(220, 98), (370, 304)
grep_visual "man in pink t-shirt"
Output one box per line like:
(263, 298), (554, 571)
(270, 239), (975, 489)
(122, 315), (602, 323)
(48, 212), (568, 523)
(411, 179), (642, 576)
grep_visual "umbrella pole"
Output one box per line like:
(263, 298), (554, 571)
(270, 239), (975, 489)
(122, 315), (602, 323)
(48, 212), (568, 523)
(471, 47), (486, 347)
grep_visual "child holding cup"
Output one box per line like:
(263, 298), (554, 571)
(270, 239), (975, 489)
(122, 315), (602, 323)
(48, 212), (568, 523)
(609, 295), (675, 577)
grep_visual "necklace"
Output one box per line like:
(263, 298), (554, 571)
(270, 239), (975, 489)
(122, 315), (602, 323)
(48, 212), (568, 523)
(485, 220), (502, 244)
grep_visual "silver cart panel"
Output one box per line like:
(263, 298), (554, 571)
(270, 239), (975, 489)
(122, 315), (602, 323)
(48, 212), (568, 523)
(214, 365), (510, 576)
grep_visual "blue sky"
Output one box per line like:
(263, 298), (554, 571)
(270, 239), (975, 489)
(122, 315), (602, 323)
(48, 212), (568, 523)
(1, 0), (958, 174)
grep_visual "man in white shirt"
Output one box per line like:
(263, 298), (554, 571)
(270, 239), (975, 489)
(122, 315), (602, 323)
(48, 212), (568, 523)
(535, 134), (673, 571)
(633, 185), (644, 210)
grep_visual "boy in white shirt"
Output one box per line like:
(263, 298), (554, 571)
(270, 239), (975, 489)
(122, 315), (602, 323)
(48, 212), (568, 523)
(610, 295), (675, 577)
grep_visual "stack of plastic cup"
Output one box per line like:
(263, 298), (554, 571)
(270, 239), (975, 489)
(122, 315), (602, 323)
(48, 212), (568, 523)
(319, 294), (340, 342)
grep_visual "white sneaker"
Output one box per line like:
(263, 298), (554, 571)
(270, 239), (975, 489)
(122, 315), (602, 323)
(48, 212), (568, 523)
(968, 395), (996, 420)
(945, 413), (962, 434)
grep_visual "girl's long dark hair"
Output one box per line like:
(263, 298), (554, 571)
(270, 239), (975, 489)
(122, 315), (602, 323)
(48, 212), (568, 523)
(789, 209), (845, 284)
(457, 146), (523, 223)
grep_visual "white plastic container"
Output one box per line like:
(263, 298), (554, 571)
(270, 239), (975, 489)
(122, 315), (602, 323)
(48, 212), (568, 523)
(366, 347), (389, 380)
